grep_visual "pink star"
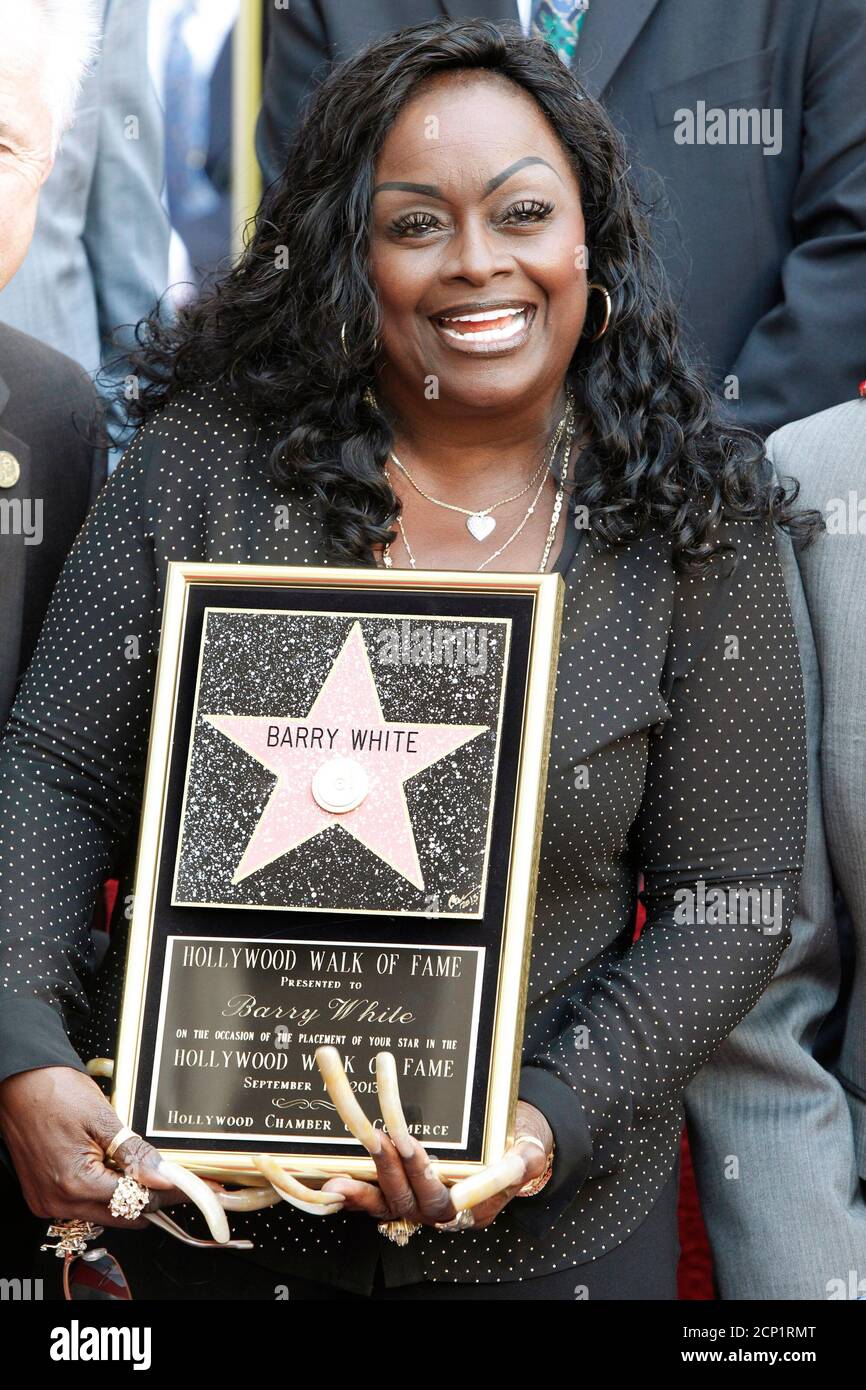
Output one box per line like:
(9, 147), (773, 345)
(204, 622), (487, 892)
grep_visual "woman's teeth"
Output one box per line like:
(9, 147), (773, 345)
(437, 306), (530, 343)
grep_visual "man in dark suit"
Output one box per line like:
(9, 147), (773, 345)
(0, 3), (108, 1279)
(0, 0), (107, 722)
(0, 326), (106, 726)
(255, 0), (866, 436)
(0, 324), (106, 1276)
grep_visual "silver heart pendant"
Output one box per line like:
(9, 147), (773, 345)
(466, 513), (496, 541)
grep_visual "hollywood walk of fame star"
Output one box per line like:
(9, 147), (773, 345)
(203, 622), (487, 891)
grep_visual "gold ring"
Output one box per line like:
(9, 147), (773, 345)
(514, 1133), (547, 1154)
(376, 1218), (421, 1246)
(105, 1126), (138, 1161)
(41, 1220), (104, 1258)
(516, 1148), (554, 1197)
(109, 1174), (150, 1221)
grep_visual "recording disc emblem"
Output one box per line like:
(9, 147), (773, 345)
(311, 756), (370, 813)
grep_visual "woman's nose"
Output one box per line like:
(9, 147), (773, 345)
(443, 217), (511, 284)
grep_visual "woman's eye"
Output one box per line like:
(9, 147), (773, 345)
(501, 199), (555, 225)
(388, 199), (554, 238)
(390, 211), (442, 238)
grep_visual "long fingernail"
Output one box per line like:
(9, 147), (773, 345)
(389, 1130), (415, 1161)
(376, 1053), (415, 1158)
(315, 1047), (381, 1151)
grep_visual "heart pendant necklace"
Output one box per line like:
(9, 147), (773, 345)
(385, 387), (572, 541)
(382, 399), (575, 573)
(466, 512), (496, 542)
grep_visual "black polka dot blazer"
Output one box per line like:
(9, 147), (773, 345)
(0, 387), (807, 1292)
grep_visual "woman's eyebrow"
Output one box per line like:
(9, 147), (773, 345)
(485, 156), (563, 194)
(373, 180), (446, 200)
(372, 156), (563, 201)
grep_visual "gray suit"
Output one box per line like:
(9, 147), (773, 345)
(0, 0), (168, 446)
(685, 399), (866, 1300)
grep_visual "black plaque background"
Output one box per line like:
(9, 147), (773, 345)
(149, 936), (485, 1147)
(130, 581), (534, 1163)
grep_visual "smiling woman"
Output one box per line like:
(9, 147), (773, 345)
(122, 19), (818, 576)
(364, 67), (589, 571)
(372, 145), (575, 364)
(0, 18), (822, 1302)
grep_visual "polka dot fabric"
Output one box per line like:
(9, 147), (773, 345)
(0, 387), (807, 1293)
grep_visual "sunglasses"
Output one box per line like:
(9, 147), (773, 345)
(49, 1210), (252, 1301)
(63, 1243), (132, 1301)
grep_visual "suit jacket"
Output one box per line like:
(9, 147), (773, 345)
(0, 323), (106, 727)
(0, 0), (169, 447)
(685, 398), (866, 1300)
(256, 0), (866, 435)
(0, 383), (806, 1291)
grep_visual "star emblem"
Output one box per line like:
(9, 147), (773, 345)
(204, 622), (487, 891)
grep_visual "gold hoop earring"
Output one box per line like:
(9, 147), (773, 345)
(584, 282), (612, 342)
(340, 321), (380, 358)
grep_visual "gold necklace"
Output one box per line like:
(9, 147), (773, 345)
(370, 386), (573, 543)
(383, 408), (574, 574)
(389, 436), (553, 543)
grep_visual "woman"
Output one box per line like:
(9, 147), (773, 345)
(0, 20), (820, 1300)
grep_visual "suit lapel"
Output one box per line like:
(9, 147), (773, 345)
(438, 0), (520, 26)
(0, 369), (29, 724)
(436, 1), (661, 95)
(578, 0), (661, 96)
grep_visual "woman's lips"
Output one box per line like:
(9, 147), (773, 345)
(429, 304), (536, 354)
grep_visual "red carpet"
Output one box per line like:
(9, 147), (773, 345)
(678, 1130), (714, 1298)
(635, 893), (714, 1298)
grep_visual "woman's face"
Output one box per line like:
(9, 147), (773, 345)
(369, 72), (588, 415)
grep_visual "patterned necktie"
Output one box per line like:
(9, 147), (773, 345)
(531, 0), (590, 67)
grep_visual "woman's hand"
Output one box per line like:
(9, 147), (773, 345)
(319, 1100), (553, 1231)
(0, 1066), (189, 1228)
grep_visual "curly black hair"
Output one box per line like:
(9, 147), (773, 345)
(123, 18), (823, 573)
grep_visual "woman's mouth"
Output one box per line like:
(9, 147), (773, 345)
(429, 303), (536, 355)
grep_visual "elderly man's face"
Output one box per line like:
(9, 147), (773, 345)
(0, 11), (55, 291)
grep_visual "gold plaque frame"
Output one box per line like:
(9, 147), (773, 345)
(112, 564), (563, 1185)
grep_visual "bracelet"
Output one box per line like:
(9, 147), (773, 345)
(514, 1134), (554, 1197)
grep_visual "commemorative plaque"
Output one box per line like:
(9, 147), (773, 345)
(112, 564), (563, 1185)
